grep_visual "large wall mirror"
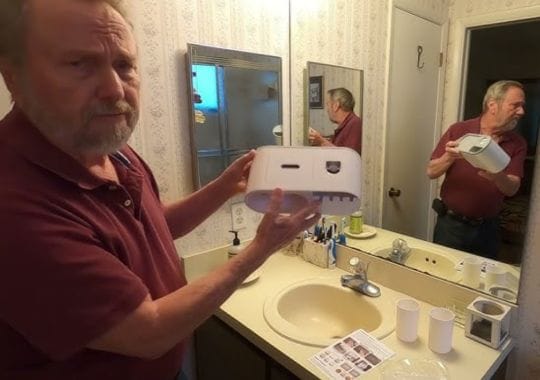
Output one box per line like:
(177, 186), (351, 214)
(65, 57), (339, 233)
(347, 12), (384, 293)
(305, 62), (364, 144)
(291, 3), (540, 305)
(186, 44), (283, 188)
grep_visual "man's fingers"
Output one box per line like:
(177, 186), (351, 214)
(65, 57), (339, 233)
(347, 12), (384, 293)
(237, 150), (256, 167)
(300, 211), (321, 230)
(266, 188), (284, 215)
(242, 160), (253, 176)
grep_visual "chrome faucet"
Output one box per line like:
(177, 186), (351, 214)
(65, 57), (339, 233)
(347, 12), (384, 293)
(340, 257), (381, 297)
(388, 238), (411, 264)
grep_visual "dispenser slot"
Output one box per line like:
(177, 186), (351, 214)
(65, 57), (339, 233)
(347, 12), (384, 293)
(281, 164), (300, 169)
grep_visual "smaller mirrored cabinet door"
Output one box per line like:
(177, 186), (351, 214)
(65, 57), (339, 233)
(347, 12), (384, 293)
(306, 62), (364, 143)
(186, 44), (283, 188)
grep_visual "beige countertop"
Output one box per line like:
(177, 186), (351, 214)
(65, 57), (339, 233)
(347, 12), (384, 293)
(187, 250), (513, 379)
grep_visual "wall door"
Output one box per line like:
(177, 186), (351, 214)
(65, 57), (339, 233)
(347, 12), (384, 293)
(382, 8), (445, 240)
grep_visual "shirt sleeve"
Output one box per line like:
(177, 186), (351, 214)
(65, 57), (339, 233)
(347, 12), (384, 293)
(430, 124), (455, 160)
(504, 136), (527, 178)
(0, 190), (149, 361)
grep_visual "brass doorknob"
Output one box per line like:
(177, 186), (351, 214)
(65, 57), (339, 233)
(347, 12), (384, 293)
(388, 187), (401, 197)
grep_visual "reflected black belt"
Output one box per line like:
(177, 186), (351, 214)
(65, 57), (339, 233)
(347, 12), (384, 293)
(446, 209), (486, 226)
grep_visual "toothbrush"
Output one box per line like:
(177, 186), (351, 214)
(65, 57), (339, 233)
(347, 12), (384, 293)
(338, 218), (347, 244)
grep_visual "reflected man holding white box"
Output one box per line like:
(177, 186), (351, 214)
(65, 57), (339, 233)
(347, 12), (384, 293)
(426, 80), (526, 259)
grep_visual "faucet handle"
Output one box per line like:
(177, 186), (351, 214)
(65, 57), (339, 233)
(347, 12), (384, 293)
(349, 256), (360, 267)
(348, 257), (369, 278)
(392, 238), (410, 253)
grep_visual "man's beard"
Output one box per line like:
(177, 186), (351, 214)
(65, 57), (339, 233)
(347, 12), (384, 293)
(75, 101), (138, 155)
(21, 85), (138, 157)
(499, 117), (519, 133)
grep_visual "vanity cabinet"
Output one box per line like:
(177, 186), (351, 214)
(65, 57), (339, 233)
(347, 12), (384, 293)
(195, 316), (299, 380)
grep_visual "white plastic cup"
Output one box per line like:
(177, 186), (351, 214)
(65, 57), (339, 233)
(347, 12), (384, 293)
(462, 256), (482, 288)
(396, 298), (420, 342)
(485, 265), (506, 290)
(428, 307), (455, 354)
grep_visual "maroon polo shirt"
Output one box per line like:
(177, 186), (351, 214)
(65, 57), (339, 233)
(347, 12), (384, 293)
(0, 107), (187, 379)
(431, 117), (526, 218)
(331, 112), (362, 155)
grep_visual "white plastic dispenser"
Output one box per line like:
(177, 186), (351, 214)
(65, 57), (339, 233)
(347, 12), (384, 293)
(457, 133), (510, 173)
(245, 146), (361, 215)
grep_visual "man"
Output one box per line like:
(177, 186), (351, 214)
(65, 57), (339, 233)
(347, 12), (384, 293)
(427, 80), (526, 259)
(308, 87), (362, 155)
(0, 1), (320, 379)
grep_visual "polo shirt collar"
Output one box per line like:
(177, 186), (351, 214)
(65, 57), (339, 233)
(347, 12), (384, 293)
(335, 112), (354, 135)
(1, 106), (118, 190)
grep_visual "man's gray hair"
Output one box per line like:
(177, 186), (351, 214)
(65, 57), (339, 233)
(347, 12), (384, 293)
(0, 0), (130, 64)
(482, 80), (524, 112)
(328, 87), (355, 112)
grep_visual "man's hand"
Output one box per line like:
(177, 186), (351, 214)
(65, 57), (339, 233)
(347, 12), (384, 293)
(478, 171), (520, 196)
(443, 140), (462, 160)
(217, 150), (256, 196)
(308, 127), (331, 146)
(427, 140), (462, 179)
(250, 188), (320, 261)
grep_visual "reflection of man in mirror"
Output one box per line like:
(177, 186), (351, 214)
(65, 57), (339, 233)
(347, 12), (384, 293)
(308, 87), (362, 155)
(427, 80), (526, 259)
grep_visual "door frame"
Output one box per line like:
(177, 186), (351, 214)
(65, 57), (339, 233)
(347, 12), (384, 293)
(380, 5), (449, 239)
(445, 5), (540, 124)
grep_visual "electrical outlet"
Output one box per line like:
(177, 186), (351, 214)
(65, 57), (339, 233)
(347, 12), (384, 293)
(231, 202), (248, 230)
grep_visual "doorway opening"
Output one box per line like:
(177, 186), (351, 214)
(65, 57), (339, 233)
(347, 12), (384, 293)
(463, 18), (540, 264)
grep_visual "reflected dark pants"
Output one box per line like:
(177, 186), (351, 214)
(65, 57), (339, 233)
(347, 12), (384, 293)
(176, 370), (188, 380)
(433, 214), (500, 259)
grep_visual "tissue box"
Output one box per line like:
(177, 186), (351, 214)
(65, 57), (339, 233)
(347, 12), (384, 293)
(245, 146), (361, 215)
(458, 134), (510, 173)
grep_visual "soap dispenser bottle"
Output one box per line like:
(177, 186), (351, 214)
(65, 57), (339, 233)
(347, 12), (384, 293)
(228, 230), (242, 259)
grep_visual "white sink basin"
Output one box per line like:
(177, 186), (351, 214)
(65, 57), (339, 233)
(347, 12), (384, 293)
(263, 277), (395, 347)
(375, 247), (461, 282)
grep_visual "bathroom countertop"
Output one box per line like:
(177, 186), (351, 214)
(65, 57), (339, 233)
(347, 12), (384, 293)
(187, 250), (513, 380)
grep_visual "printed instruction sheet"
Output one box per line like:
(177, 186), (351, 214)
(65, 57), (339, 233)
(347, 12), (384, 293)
(309, 329), (394, 379)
